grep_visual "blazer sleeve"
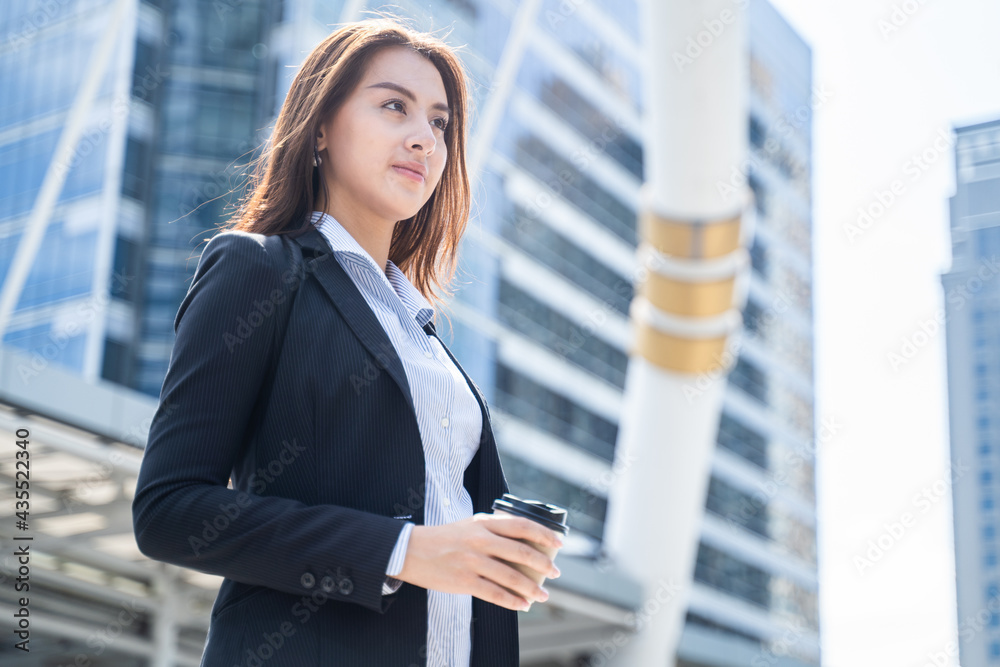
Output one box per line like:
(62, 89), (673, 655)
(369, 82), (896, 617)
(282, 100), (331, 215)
(131, 232), (406, 614)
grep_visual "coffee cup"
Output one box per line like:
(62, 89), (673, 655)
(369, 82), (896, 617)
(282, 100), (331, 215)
(491, 493), (569, 594)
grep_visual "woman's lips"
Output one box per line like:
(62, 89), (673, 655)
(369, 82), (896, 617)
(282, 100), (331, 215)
(392, 165), (425, 183)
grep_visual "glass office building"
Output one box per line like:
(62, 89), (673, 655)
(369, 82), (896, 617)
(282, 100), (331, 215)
(1, 0), (140, 381)
(0, 0), (275, 394)
(0, 0), (818, 664)
(945, 117), (1000, 667)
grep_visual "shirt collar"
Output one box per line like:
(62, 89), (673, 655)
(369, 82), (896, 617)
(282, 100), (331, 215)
(310, 211), (435, 327)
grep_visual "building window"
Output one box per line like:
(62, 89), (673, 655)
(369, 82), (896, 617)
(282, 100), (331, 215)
(122, 136), (151, 202)
(750, 115), (767, 150)
(743, 298), (764, 336)
(694, 542), (770, 608)
(749, 236), (769, 278)
(497, 278), (628, 388)
(731, 356), (768, 405)
(494, 363), (617, 461)
(988, 552), (998, 568)
(512, 132), (636, 245)
(534, 74), (643, 178)
(705, 476), (769, 539)
(986, 525), (996, 541)
(101, 338), (131, 385)
(984, 471), (994, 486)
(717, 412), (769, 469)
(748, 173), (767, 217)
(686, 612), (763, 645)
(111, 235), (141, 302)
(131, 38), (160, 104)
(501, 209), (634, 317)
(983, 443), (993, 457)
(986, 497), (995, 511)
(991, 640), (1000, 658)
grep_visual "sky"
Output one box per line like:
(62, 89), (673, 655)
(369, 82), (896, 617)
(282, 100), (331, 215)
(759, 0), (1000, 664)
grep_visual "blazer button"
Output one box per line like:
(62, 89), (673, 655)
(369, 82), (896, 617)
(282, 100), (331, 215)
(338, 577), (354, 596)
(300, 572), (316, 589)
(321, 575), (335, 593)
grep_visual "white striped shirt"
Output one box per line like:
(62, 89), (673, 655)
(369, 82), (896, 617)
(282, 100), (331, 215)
(311, 211), (481, 667)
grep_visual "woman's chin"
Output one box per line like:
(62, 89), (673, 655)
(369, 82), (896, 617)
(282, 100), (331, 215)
(389, 202), (430, 223)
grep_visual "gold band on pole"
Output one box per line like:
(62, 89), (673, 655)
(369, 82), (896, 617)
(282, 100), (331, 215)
(637, 272), (736, 318)
(633, 207), (745, 373)
(639, 211), (742, 259)
(630, 323), (732, 374)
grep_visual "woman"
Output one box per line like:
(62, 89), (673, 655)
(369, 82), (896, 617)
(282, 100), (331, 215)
(131, 17), (562, 667)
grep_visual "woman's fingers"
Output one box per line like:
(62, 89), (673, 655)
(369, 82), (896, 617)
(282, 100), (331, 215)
(476, 515), (561, 578)
(492, 537), (556, 581)
(467, 554), (554, 610)
(478, 512), (564, 551)
(470, 573), (532, 612)
(395, 516), (561, 610)
(426, 536), (543, 607)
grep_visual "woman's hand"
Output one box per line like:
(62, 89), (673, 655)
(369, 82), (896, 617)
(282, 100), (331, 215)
(394, 512), (564, 611)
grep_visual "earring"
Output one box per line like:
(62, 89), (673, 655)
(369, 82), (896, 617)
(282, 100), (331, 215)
(313, 143), (322, 167)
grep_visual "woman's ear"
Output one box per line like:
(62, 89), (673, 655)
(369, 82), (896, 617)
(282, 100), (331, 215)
(315, 123), (327, 153)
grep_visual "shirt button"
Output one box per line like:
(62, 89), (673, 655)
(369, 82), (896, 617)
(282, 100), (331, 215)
(442, 497), (451, 507)
(441, 417), (449, 427)
(424, 350), (433, 358)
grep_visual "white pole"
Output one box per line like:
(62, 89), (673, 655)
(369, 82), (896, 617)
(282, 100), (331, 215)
(603, 0), (751, 664)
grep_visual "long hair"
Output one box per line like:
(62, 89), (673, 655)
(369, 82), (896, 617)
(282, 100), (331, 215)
(220, 17), (471, 315)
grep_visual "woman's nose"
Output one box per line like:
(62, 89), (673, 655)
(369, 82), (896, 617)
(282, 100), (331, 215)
(409, 120), (436, 154)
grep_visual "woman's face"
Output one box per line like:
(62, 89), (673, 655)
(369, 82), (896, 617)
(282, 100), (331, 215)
(316, 45), (451, 226)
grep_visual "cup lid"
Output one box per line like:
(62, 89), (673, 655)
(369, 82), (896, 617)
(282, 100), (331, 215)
(492, 493), (569, 535)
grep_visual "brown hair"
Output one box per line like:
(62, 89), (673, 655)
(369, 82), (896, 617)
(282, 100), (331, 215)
(219, 17), (471, 316)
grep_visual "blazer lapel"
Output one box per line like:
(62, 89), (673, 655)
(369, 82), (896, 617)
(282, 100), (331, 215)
(289, 226), (416, 418)
(289, 225), (507, 508)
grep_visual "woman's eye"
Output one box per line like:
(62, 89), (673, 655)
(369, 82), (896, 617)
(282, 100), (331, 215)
(384, 100), (447, 131)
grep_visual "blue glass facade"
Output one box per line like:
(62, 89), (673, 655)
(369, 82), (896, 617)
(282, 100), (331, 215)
(128, 0), (273, 393)
(945, 118), (1000, 667)
(0, 0), (128, 377)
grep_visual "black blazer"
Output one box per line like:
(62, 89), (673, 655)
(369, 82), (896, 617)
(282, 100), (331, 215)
(131, 226), (518, 666)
